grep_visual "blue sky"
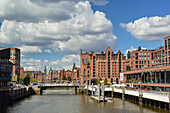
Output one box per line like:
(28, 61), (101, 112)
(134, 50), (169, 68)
(91, 0), (170, 52)
(0, 0), (170, 71)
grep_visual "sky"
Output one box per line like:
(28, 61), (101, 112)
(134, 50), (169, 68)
(0, 0), (170, 71)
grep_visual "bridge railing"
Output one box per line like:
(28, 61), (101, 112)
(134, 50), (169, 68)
(42, 83), (79, 86)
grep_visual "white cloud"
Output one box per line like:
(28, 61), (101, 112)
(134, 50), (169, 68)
(0, 1), (116, 54)
(24, 66), (36, 71)
(18, 45), (42, 54)
(125, 46), (147, 55)
(22, 54), (80, 71)
(22, 58), (42, 63)
(0, 0), (108, 23)
(120, 15), (170, 41)
(50, 54), (80, 70)
(0, 0), (75, 22)
(44, 49), (52, 53)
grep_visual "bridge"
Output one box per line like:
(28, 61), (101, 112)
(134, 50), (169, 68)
(35, 84), (79, 95)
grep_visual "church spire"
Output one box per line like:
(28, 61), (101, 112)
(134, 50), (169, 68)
(73, 63), (76, 67)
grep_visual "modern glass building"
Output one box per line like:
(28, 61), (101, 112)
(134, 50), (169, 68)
(121, 36), (170, 91)
(0, 48), (13, 89)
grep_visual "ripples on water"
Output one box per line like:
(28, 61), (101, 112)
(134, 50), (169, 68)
(1, 91), (169, 113)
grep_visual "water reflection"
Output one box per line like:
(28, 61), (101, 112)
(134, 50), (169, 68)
(1, 92), (169, 113)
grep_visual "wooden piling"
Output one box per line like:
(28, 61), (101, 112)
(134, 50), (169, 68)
(139, 89), (143, 105)
(92, 83), (93, 96)
(169, 93), (170, 110)
(122, 87), (125, 100)
(87, 85), (89, 95)
(98, 83), (100, 102)
(103, 84), (105, 102)
(111, 86), (114, 99)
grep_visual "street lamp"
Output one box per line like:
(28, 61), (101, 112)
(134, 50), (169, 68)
(49, 66), (53, 82)
(42, 73), (44, 82)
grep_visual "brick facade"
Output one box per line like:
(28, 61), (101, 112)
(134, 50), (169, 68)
(120, 36), (170, 90)
(80, 47), (126, 85)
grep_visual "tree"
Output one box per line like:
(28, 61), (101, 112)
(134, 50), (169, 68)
(157, 46), (163, 49)
(62, 75), (67, 80)
(67, 76), (72, 81)
(127, 51), (131, 59)
(138, 46), (142, 51)
(104, 78), (109, 85)
(95, 78), (100, 85)
(30, 78), (39, 82)
(18, 77), (24, 83)
(24, 73), (30, 86)
(54, 78), (57, 80)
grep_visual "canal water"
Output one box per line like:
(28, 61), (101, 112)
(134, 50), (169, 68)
(1, 90), (169, 113)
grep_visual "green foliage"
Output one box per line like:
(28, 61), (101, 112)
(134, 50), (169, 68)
(18, 77), (24, 82)
(125, 86), (129, 89)
(67, 76), (72, 81)
(157, 46), (163, 49)
(95, 78), (100, 85)
(129, 79), (134, 83)
(138, 46), (142, 51)
(30, 78), (39, 82)
(104, 78), (109, 85)
(145, 86), (150, 89)
(54, 78), (57, 80)
(24, 73), (30, 86)
(136, 79), (141, 83)
(62, 75), (67, 80)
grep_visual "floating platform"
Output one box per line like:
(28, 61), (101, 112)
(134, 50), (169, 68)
(90, 96), (112, 102)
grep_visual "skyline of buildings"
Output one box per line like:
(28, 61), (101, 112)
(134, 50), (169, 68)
(79, 36), (170, 91)
(1, 36), (170, 91)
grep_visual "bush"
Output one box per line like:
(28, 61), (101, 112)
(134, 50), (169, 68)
(104, 78), (109, 85)
(67, 76), (72, 81)
(62, 76), (67, 80)
(129, 79), (134, 83)
(95, 78), (100, 85)
(24, 73), (30, 86)
(136, 79), (141, 83)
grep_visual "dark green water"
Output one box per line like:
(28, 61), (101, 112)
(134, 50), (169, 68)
(1, 90), (169, 113)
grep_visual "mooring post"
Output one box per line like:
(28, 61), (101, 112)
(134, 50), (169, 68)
(87, 84), (89, 95)
(139, 89), (143, 105)
(40, 87), (43, 95)
(98, 83), (100, 102)
(103, 84), (105, 102)
(92, 83), (94, 96)
(122, 87), (125, 100)
(111, 86), (114, 99)
(75, 86), (77, 95)
(169, 92), (170, 110)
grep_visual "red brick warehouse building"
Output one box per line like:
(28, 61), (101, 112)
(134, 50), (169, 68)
(80, 47), (126, 85)
(121, 36), (170, 91)
(59, 63), (81, 83)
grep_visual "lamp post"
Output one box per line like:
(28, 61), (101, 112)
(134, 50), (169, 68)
(42, 73), (44, 82)
(49, 66), (53, 82)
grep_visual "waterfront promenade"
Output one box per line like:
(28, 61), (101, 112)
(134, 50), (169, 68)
(85, 85), (170, 109)
(0, 86), (35, 108)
